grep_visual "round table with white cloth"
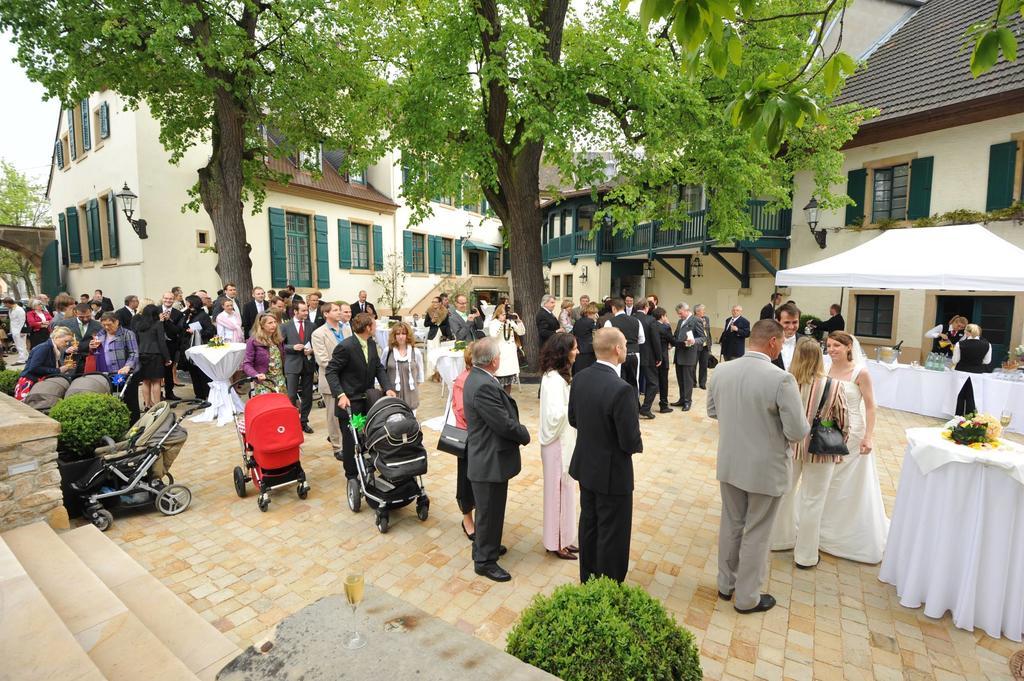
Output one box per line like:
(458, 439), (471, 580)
(184, 342), (247, 426)
(879, 427), (1024, 640)
(421, 347), (466, 432)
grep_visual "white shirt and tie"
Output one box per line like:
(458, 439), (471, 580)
(780, 334), (798, 370)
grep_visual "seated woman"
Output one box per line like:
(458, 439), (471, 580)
(243, 313), (287, 395)
(16, 327), (76, 400)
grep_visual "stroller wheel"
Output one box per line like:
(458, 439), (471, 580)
(346, 479), (361, 513)
(416, 497), (429, 522)
(257, 494), (270, 512)
(155, 484), (192, 516)
(90, 508), (114, 532)
(233, 466), (248, 498)
(375, 511), (389, 534)
(297, 483), (309, 499)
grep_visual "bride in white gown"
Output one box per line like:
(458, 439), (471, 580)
(819, 331), (890, 563)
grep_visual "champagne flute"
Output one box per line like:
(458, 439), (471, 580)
(1001, 410), (1013, 428)
(343, 572), (367, 649)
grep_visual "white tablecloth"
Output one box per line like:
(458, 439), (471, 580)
(879, 427), (1024, 640)
(422, 350), (465, 432)
(865, 361), (1024, 433)
(184, 343), (247, 426)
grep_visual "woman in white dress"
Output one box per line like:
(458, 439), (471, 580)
(539, 333), (579, 560)
(486, 304), (525, 395)
(819, 330), (889, 564)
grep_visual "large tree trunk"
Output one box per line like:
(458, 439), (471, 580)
(197, 88), (255, 305)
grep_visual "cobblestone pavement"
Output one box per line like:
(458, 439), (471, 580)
(101, 378), (1018, 680)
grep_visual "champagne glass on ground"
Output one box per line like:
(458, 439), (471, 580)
(1001, 410), (1013, 428)
(343, 572), (367, 649)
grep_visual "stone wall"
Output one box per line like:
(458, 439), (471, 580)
(0, 393), (68, 531)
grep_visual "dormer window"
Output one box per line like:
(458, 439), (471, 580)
(350, 169), (366, 185)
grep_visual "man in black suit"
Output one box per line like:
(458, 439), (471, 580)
(760, 292), (782, 321)
(771, 302), (802, 371)
(568, 328), (644, 583)
(694, 304), (713, 389)
(326, 313), (396, 488)
(282, 301), (316, 434)
(115, 295), (138, 330)
(604, 298), (643, 398)
(816, 304), (845, 335)
(352, 290), (377, 319)
(623, 294), (636, 317)
(718, 304), (750, 361)
(634, 301), (662, 419)
(462, 337), (531, 582)
(535, 294), (561, 350)
(651, 307), (674, 413)
(92, 289), (114, 313)
(159, 292), (185, 399)
(211, 283), (238, 319)
(671, 302), (704, 411)
(241, 287), (268, 339)
(52, 303), (102, 373)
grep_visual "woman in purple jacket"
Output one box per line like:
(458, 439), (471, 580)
(243, 314), (286, 394)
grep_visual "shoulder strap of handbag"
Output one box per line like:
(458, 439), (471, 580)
(814, 377), (832, 420)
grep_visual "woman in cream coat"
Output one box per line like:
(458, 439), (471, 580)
(486, 303), (526, 395)
(539, 333), (579, 560)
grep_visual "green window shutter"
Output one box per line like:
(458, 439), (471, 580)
(337, 219), (352, 269)
(372, 224), (384, 271)
(87, 199), (102, 260)
(907, 156), (934, 220)
(80, 98), (91, 151)
(455, 237), (463, 275)
(502, 246), (510, 273)
(402, 230), (414, 272)
(99, 102), (110, 139)
(67, 109), (77, 160)
(426, 235), (436, 274)
(268, 208), (288, 287)
(986, 141), (1018, 211)
(66, 208), (81, 263)
(844, 168), (867, 226)
(55, 140), (64, 169)
(106, 191), (120, 259)
(314, 214), (330, 288)
(57, 212), (70, 265)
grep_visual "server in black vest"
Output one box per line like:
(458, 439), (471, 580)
(652, 307), (675, 413)
(568, 328), (644, 583)
(571, 303), (599, 375)
(634, 301), (662, 419)
(603, 298), (643, 397)
(952, 324), (992, 415)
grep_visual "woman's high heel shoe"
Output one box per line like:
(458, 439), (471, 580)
(462, 520), (475, 542)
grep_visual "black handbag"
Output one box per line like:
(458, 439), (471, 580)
(437, 422), (467, 457)
(807, 378), (849, 457)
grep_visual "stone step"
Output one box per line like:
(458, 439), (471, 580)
(2, 522), (199, 681)
(62, 525), (240, 680)
(0, 536), (108, 681)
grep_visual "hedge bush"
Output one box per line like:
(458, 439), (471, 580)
(0, 353), (7, 371)
(49, 392), (131, 457)
(0, 369), (19, 396)
(506, 577), (702, 681)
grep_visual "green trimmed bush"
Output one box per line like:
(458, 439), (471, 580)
(0, 353), (7, 371)
(49, 392), (131, 457)
(0, 369), (20, 395)
(506, 577), (702, 681)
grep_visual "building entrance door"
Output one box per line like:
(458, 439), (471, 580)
(935, 295), (1014, 368)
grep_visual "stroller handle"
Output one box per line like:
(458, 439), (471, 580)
(168, 398), (211, 418)
(231, 375), (279, 392)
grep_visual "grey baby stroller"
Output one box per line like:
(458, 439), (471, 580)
(72, 399), (208, 531)
(22, 375), (71, 413)
(346, 396), (429, 534)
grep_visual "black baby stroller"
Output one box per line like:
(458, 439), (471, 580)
(71, 399), (208, 531)
(346, 396), (429, 534)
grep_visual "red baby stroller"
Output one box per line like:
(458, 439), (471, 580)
(232, 379), (309, 512)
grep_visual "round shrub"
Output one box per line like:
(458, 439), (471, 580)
(49, 392), (131, 457)
(506, 577), (702, 681)
(0, 369), (20, 395)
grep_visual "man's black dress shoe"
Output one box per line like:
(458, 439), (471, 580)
(302, 424), (314, 434)
(475, 563), (511, 582)
(499, 545), (508, 556)
(735, 594), (776, 614)
(658, 406), (674, 414)
(718, 590), (733, 601)
(682, 404), (691, 411)
(639, 412), (655, 420)
(334, 450), (344, 461)
(670, 400), (685, 407)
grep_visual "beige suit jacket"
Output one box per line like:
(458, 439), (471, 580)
(706, 351), (810, 496)
(311, 323), (351, 393)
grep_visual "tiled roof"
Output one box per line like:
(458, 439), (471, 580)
(836, 0), (1024, 125)
(266, 155), (397, 209)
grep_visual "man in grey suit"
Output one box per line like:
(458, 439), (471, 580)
(706, 319), (809, 614)
(463, 337), (531, 582)
(54, 303), (103, 373)
(282, 301), (316, 433)
(671, 302), (704, 411)
(448, 294), (483, 342)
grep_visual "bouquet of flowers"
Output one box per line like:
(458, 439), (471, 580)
(453, 340), (468, 351)
(1014, 345), (1024, 362)
(942, 413), (1002, 449)
(207, 335), (226, 348)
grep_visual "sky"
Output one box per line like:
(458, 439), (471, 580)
(1, 31), (59, 185)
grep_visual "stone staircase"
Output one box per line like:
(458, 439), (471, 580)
(1, 522), (240, 681)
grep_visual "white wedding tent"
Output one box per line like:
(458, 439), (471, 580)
(775, 224), (1024, 291)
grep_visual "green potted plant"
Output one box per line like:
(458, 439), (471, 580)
(506, 577), (702, 681)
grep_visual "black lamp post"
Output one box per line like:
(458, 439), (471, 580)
(116, 183), (148, 239)
(804, 197), (826, 249)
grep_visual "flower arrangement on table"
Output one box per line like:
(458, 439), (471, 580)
(942, 413), (1002, 449)
(207, 335), (227, 348)
(453, 340), (468, 351)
